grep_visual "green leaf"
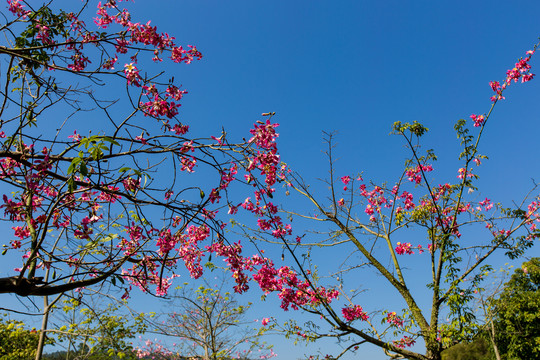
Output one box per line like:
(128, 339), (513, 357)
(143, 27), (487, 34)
(67, 178), (76, 192)
(79, 161), (88, 177)
(67, 157), (81, 175)
(102, 136), (120, 146)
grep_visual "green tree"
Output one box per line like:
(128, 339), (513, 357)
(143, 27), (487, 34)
(442, 337), (494, 360)
(45, 295), (146, 360)
(0, 314), (42, 360)
(491, 258), (540, 359)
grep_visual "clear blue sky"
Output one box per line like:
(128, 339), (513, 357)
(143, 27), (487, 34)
(127, 0), (540, 195)
(3, 1), (540, 359)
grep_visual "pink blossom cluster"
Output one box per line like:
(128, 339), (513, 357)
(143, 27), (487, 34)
(6, 0), (29, 18)
(252, 211), (291, 238)
(400, 190), (415, 210)
(118, 224), (146, 257)
(341, 175), (351, 190)
(386, 311), (404, 327)
(118, 223), (210, 296)
(525, 200), (540, 234)
(0, 145), (157, 278)
(457, 167), (474, 180)
(67, 51), (91, 72)
(97, 185), (121, 203)
(206, 241), (249, 293)
(170, 124), (188, 136)
(417, 195), (472, 238)
(406, 164), (433, 184)
(177, 225), (210, 277)
(469, 114), (485, 127)
(124, 63), (142, 86)
(238, 122), (292, 239)
(489, 50), (535, 101)
(122, 177), (140, 192)
(393, 336), (416, 349)
(248, 120), (280, 187)
(246, 256), (339, 310)
(94, 1), (202, 63)
(395, 242), (414, 255)
(476, 198), (493, 212)
(15, 0), (203, 127)
(135, 338), (176, 359)
(139, 84), (184, 119)
(359, 184), (394, 221)
(180, 156), (197, 172)
(121, 258), (178, 297)
(341, 305), (369, 321)
(35, 23), (53, 44)
(220, 163), (238, 190)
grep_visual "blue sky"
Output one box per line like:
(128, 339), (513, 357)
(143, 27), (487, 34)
(127, 0), (540, 194)
(3, 1), (540, 359)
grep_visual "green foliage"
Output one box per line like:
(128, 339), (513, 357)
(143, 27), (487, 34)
(43, 347), (138, 360)
(442, 337), (495, 360)
(51, 299), (148, 360)
(491, 258), (540, 359)
(0, 314), (41, 360)
(392, 120), (429, 137)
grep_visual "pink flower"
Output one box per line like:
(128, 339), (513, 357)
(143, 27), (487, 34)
(68, 131), (82, 142)
(395, 242), (414, 255)
(262, 318), (270, 326)
(470, 114), (485, 127)
(342, 305), (369, 321)
(341, 175), (351, 190)
(208, 189), (221, 203)
(7, 0), (29, 18)
(405, 164), (433, 184)
(457, 167), (473, 180)
(172, 124), (189, 135)
(393, 336), (416, 349)
(228, 205), (239, 215)
(135, 134), (148, 144)
(477, 198), (493, 211)
(124, 63), (142, 86)
(386, 311), (404, 327)
(123, 177), (140, 192)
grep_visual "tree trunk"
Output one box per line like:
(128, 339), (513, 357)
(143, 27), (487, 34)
(34, 295), (49, 360)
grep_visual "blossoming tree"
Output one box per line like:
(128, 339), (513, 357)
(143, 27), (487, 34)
(225, 47), (540, 360)
(0, 0), (280, 300)
(2, 1), (540, 360)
